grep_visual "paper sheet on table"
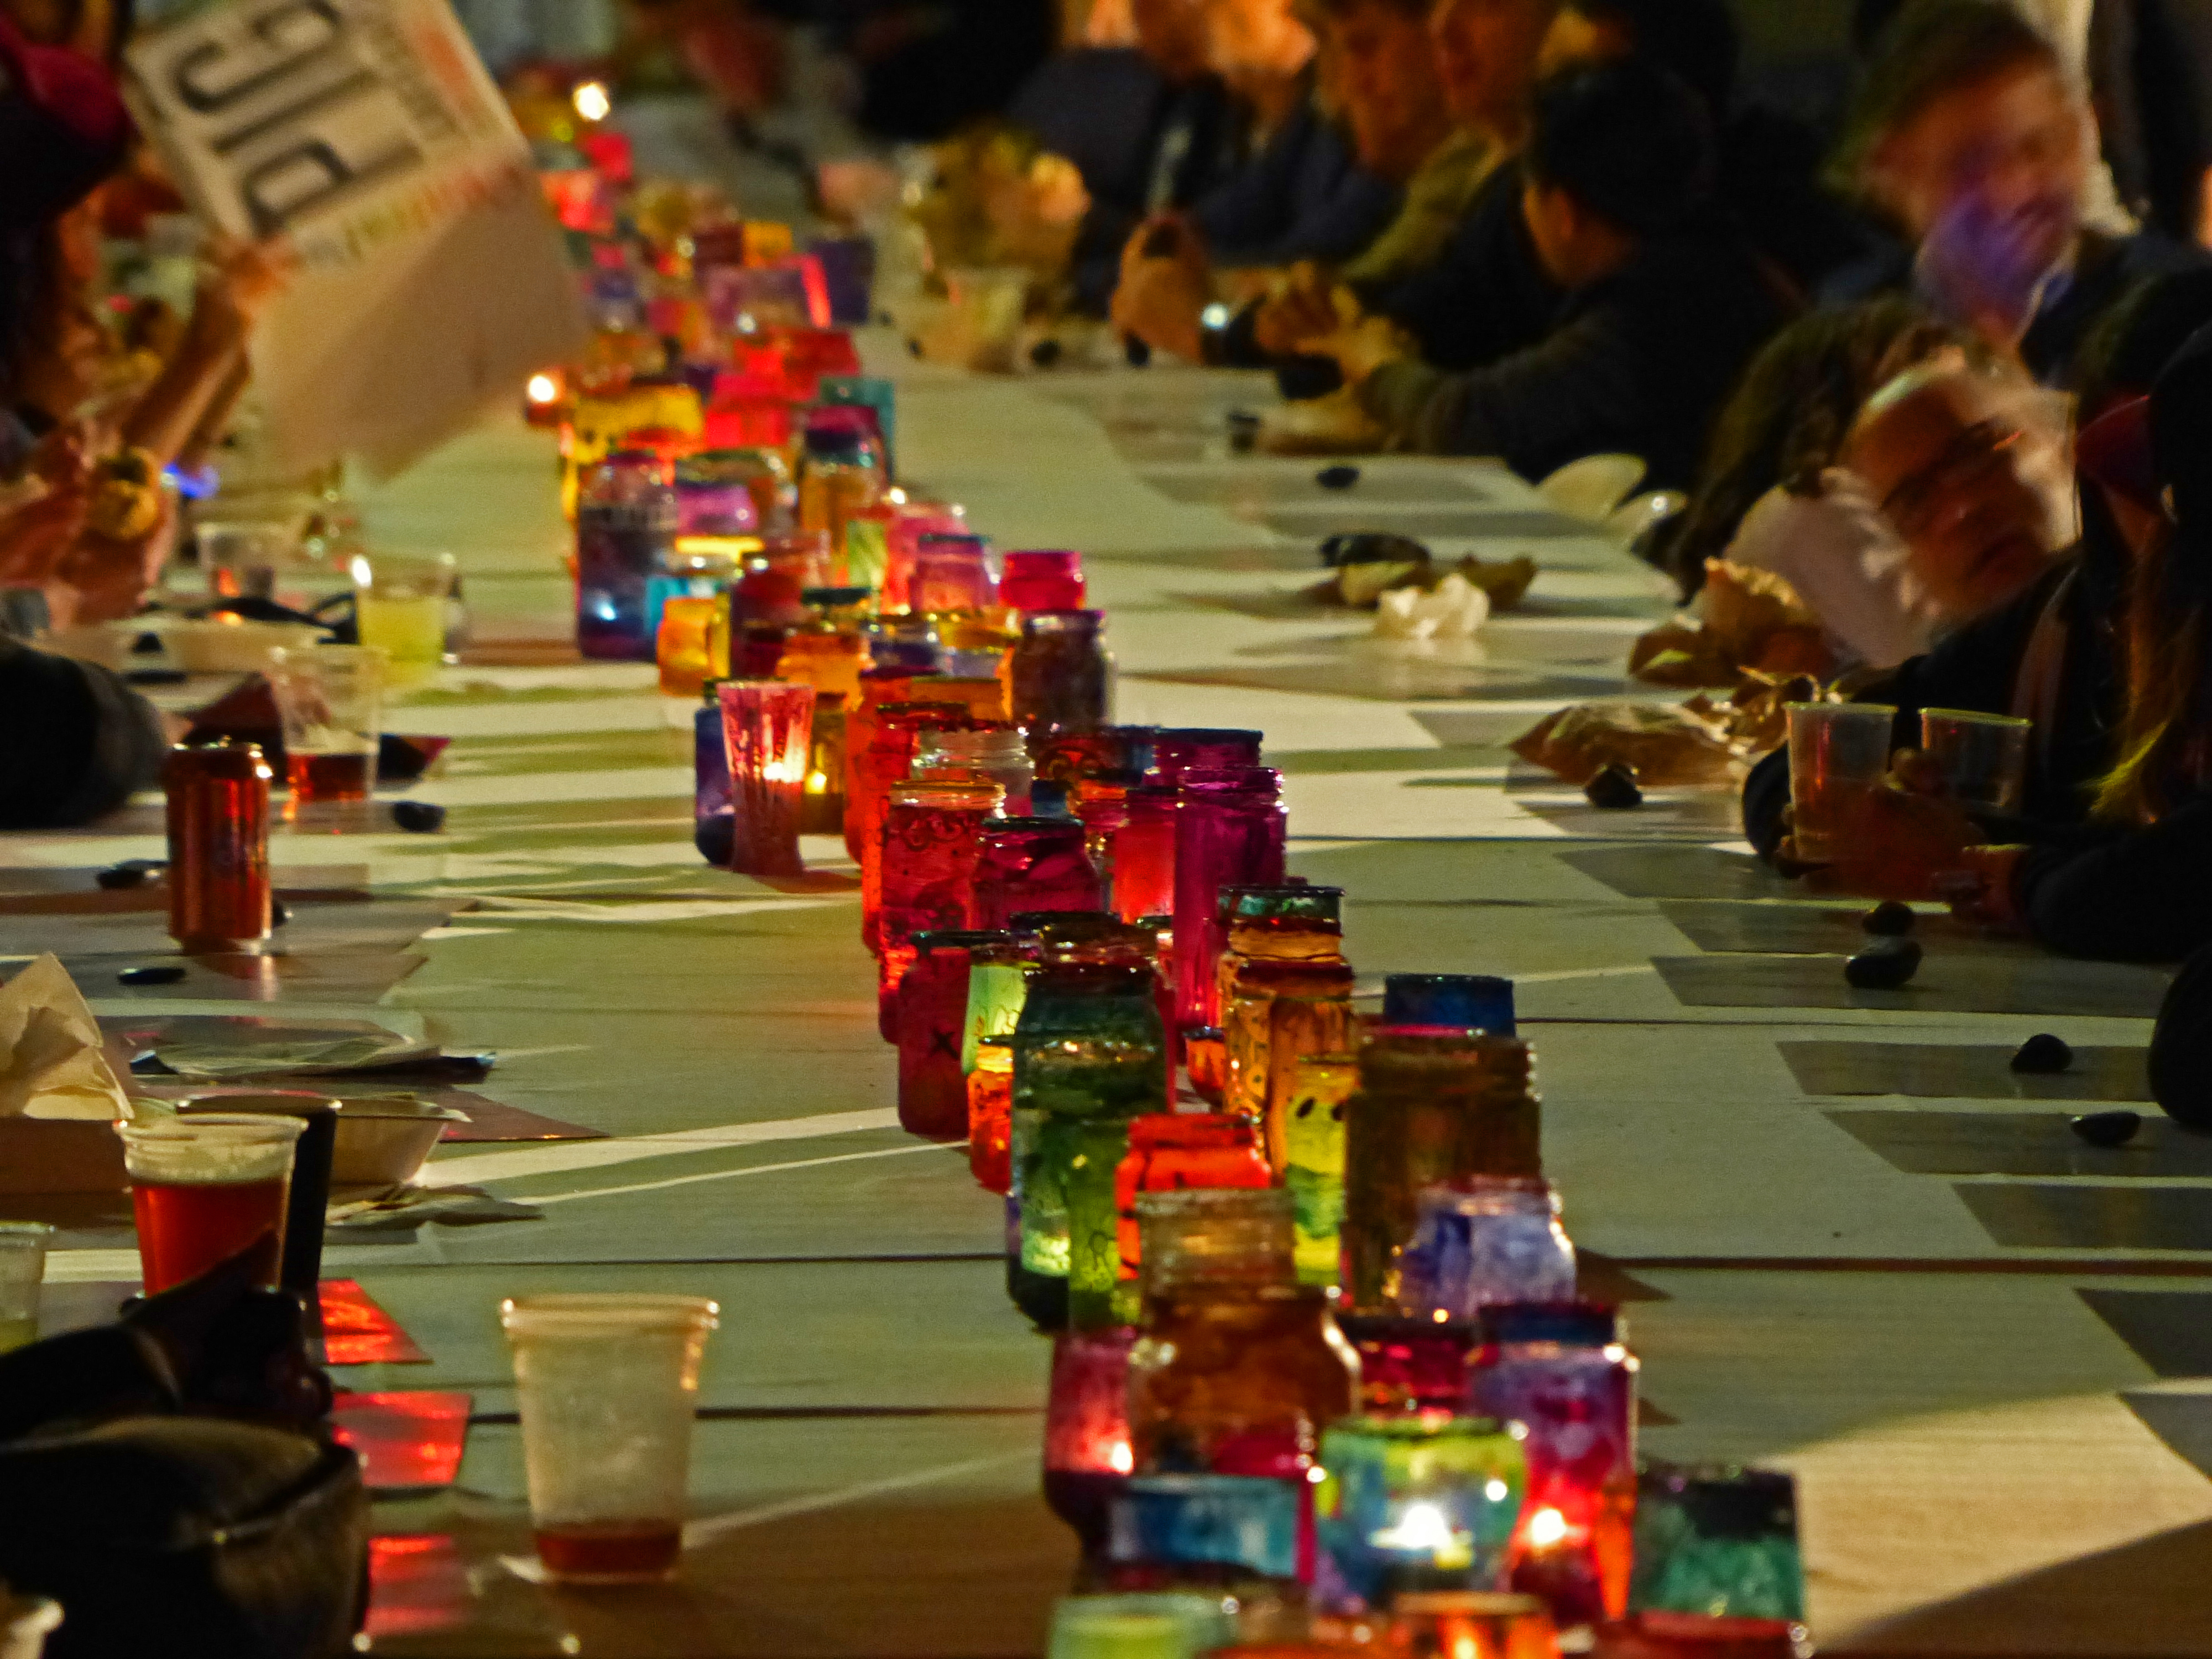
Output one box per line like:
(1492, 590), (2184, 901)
(153, 1027), (430, 1079)
(0, 955), (133, 1120)
(123, 0), (588, 477)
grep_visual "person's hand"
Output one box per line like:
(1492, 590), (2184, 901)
(1913, 190), (2069, 356)
(1300, 311), (1413, 384)
(183, 233), (294, 353)
(1112, 217), (1213, 361)
(46, 499), (175, 627)
(1782, 750), (1981, 900)
(1943, 843), (2030, 930)
(0, 460), (90, 588)
(1250, 263), (1341, 357)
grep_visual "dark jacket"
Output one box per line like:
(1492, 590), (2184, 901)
(1357, 157), (1561, 374)
(1819, 228), (2209, 387)
(1190, 93), (1397, 269)
(1009, 49), (1240, 312)
(1355, 220), (1792, 487)
(2091, 0), (2212, 242)
(0, 635), (166, 828)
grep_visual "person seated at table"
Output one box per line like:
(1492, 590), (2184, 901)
(1298, 58), (1791, 487)
(1726, 347), (2065, 671)
(1536, 0), (1874, 294)
(1010, 0), (1241, 311)
(1659, 299), (1986, 619)
(1826, 0), (2206, 385)
(1109, 0), (1478, 359)
(1738, 270), (2212, 920)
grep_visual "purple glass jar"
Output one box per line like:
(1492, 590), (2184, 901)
(1150, 729), (1262, 783)
(1469, 1301), (1637, 1628)
(1171, 767), (1287, 1029)
(1010, 609), (1111, 736)
(575, 449), (676, 660)
(974, 816), (1103, 931)
(693, 681), (733, 867)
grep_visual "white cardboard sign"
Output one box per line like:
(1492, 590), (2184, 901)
(126, 0), (588, 475)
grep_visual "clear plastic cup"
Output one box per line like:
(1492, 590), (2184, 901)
(500, 1293), (720, 1583)
(267, 644), (385, 814)
(200, 519), (302, 602)
(1785, 702), (1897, 863)
(352, 552), (457, 688)
(118, 1113), (304, 1293)
(0, 1222), (51, 1353)
(1921, 707), (2032, 815)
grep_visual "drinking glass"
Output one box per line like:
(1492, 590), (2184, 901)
(1920, 707), (2031, 815)
(201, 519), (301, 602)
(1783, 703), (1896, 864)
(500, 1293), (719, 1583)
(118, 1113), (305, 1293)
(0, 1223), (51, 1353)
(267, 644), (384, 813)
(352, 552), (456, 688)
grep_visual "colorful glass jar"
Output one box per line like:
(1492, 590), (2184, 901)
(974, 817), (1102, 932)
(655, 594), (723, 697)
(1045, 1324), (1138, 1556)
(693, 681), (733, 867)
(1340, 1028), (1541, 1314)
(913, 540), (998, 613)
(1282, 1053), (1357, 1288)
(1151, 729), (1262, 783)
(773, 627), (867, 706)
(864, 614), (942, 672)
(1384, 975), (1517, 1035)
(1135, 1186), (1298, 1302)
(1016, 963), (1170, 1332)
(1172, 768), (1287, 1030)
(915, 726), (1034, 814)
(922, 673), (1013, 724)
(801, 691), (847, 835)
(1398, 1178), (1575, 1323)
(1110, 782), (1181, 925)
(731, 618), (789, 678)
(968, 1035), (1016, 1193)
(879, 782), (1003, 1021)
(1107, 1475), (1305, 1587)
(1114, 1115), (1272, 1320)
(857, 702), (972, 952)
(1217, 888), (1349, 1141)
(717, 680), (814, 877)
(1313, 1415), (1527, 1612)
(1010, 1100), (1068, 1327)
(674, 448), (764, 535)
(962, 932), (1035, 1073)
(1333, 1314), (1479, 1416)
(575, 448), (676, 660)
(1628, 1463), (1804, 1632)
(843, 668), (936, 849)
(1036, 726), (1155, 782)
(897, 930), (1004, 1139)
(1183, 1028), (1228, 1106)
(1385, 1592), (1559, 1659)
(1011, 609), (1112, 735)
(1468, 1303), (1637, 1630)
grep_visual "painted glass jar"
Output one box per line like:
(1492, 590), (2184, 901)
(1397, 1177), (1575, 1322)
(1172, 768), (1287, 1029)
(878, 780), (1003, 1032)
(1010, 608), (1112, 734)
(897, 930), (1005, 1139)
(974, 817), (1102, 932)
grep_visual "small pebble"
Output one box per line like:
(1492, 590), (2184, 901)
(905, 337), (924, 358)
(1845, 936), (1923, 989)
(2070, 1109), (2141, 1148)
(1028, 338), (1062, 369)
(1583, 763), (1643, 810)
(391, 800), (446, 833)
(1863, 900), (1916, 936)
(2010, 1032), (2073, 1074)
(270, 899), (291, 927)
(1123, 335), (1152, 368)
(96, 860), (164, 890)
(130, 631), (163, 655)
(1315, 464), (1360, 491)
(118, 964), (187, 986)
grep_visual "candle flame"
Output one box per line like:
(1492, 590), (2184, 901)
(572, 81), (611, 122)
(1524, 1506), (1569, 1549)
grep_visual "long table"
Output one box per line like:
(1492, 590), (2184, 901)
(7, 346), (2211, 1656)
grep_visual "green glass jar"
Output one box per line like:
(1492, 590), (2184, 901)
(1016, 962), (1170, 1332)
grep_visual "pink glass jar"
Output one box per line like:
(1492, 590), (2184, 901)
(883, 507), (968, 612)
(1150, 729), (1262, 783)
(974, 817), (1103, 931)
(898, 929), (1003, 1137)
(912, 538), (998, 613)
(878, 780), (1004, 1037)
(1001, 549), (1086, 611)
(1045, 1324), (1136, 1556)
(1172, 767), (1287, 1030)
(857, 702), (971, 952)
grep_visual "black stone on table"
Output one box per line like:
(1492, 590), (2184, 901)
(1583, 764), (1642, 809)
(392, 801), (446, 833)
(2010, 1032), (2073, 1073)
(96, 860), (165, 890)
(2070, 1110), (2141, 1147)
(1315, 465), (1360, 491)
(1845, 936), (1922, 989)
(118, 964), (187, 986)
(1863, 901), (1915, 936)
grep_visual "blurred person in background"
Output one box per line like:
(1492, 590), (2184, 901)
(1302, 59), (1788, 486)
(1829, 0), (2204, 383)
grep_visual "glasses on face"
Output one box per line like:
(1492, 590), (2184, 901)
(1879, 418), (2027, 540)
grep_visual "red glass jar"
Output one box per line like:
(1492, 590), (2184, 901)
(842, 669), (940, 855)
(1000, 549), (1086, 611)
(897, 929), (1003, 1137)
(857, 703), (972, 952)
(1009, 609), (1111, 735)
(1150, 728), (1262, 782)
(1110, 781), (1181, 925)
(1333, 1313), (1479, 1415)
(1114, 1114), (1272, 1294)
(731, 619), (790, 678)
(973, 817), (1102, 931)
(879, 783), (1003, 1036)
(1172, 768), (1287, 1030)
(165, 742), (273, 952)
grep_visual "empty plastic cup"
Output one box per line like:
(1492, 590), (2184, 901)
(1784, 703), (1897, 864)
(1920, 708), (2032, 815)
(0, 1223), (50, 1352)
(500, 1293), (719, 1583)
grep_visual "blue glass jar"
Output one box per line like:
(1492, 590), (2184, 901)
(1396, 1176), (1575, 1321)
(693, 681), (733, 865)
(1383, 974), (1516, 1034)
